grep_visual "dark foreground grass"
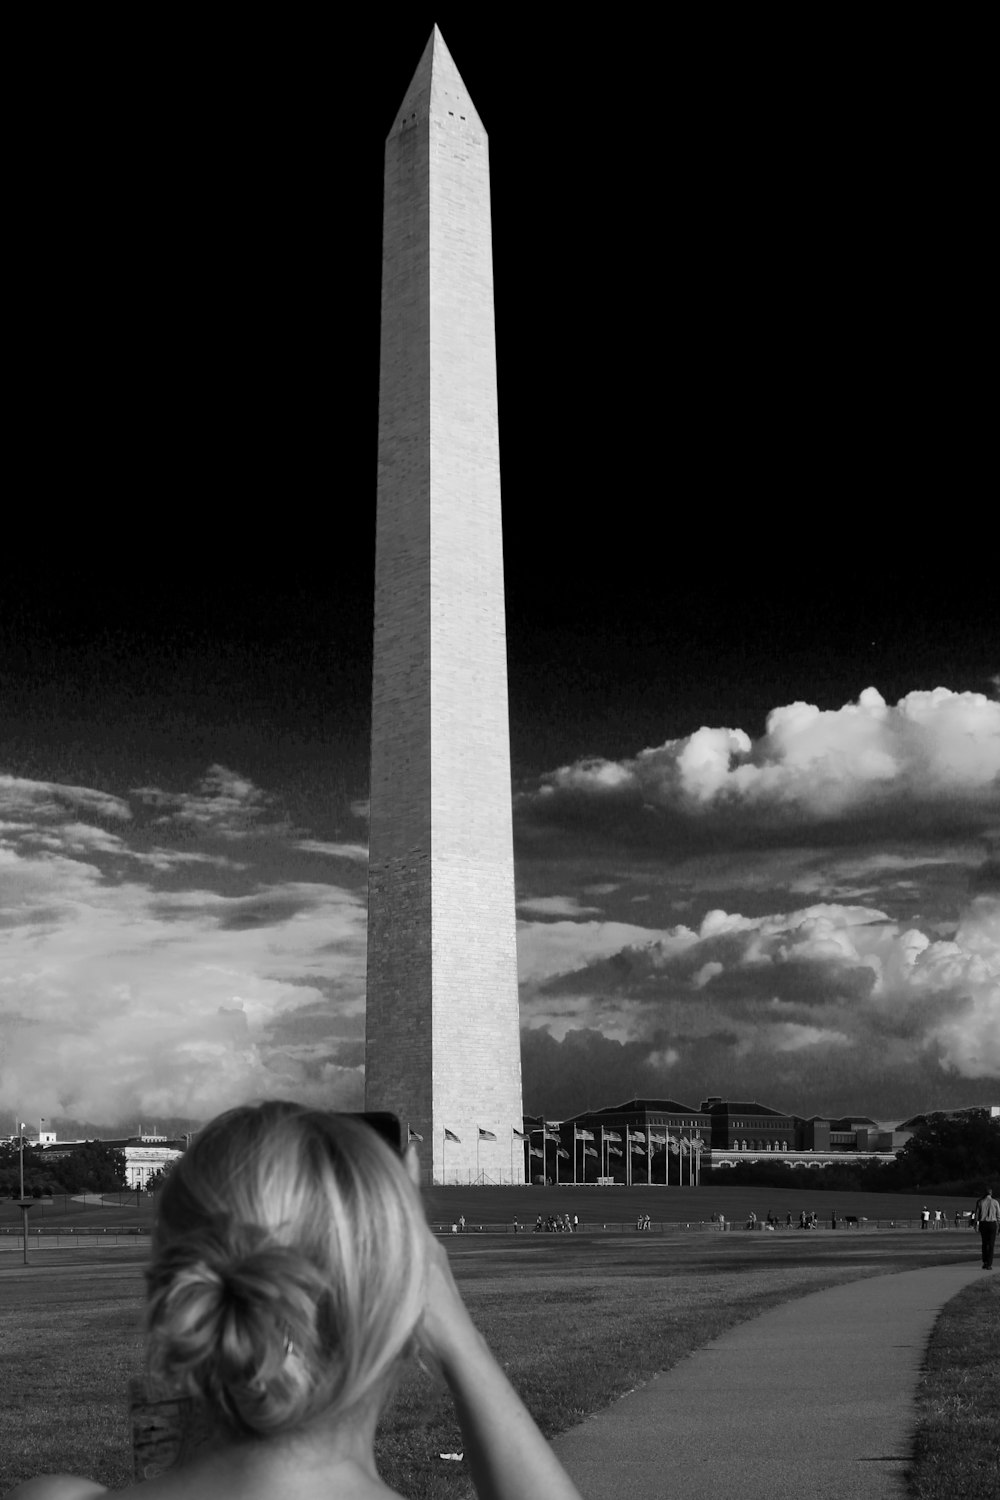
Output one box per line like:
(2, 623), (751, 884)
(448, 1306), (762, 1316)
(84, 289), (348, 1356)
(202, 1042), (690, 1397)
(0, 1233), (980, 1499)
(906, 1276), (1000, 1500)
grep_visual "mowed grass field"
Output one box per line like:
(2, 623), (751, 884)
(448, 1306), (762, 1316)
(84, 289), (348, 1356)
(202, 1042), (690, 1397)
(1, 1180), (977, 1237)
(422, 1181), (974, 1229)
(0, 1188), (987, 1500)
(0, 1194), (153, 1233)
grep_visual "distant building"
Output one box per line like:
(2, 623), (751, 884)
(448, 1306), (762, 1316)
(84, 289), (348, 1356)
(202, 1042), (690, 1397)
(704, 1099), (904, 1170)
(519, 1094), (930, 1183)
(701, 1098), (796, 1153)
(524, 1099), (709, 1185)
(36, 1132), (186, 1189)
(122, 1145), (182, 1188)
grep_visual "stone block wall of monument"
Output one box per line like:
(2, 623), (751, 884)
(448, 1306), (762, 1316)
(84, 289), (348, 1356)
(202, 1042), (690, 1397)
(365, 27), (524, 1183)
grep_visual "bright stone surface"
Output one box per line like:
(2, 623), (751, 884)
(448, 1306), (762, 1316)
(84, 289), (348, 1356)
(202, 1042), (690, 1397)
(365, 28), (524, 1184)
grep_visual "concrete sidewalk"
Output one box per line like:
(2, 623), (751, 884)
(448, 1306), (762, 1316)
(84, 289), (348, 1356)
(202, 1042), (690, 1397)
(553, 1262), (986, 1499)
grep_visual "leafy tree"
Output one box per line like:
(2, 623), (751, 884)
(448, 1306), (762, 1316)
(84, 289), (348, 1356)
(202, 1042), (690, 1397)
(892, 1110), (1000, 1191)
(0, 1140), (47, 1197)
(48, 1141), (127, 1194)
(143, 1165), (174, 1193)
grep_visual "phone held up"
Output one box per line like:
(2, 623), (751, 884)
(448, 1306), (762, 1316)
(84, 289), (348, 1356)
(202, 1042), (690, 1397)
(352, 1110), (404, 1156)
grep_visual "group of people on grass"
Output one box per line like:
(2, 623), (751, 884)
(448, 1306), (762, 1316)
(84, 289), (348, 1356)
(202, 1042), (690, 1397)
(534, 1213), (577, 1233)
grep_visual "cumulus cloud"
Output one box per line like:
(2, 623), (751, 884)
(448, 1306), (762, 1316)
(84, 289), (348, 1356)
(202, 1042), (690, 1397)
(516, 917), (693, 990)
(528, 687), (1000, 833)
(0, 775), (132, 823)
(294, 840), (369, 863)
(132, 764), (289, 839)
(517, 895), (603, 918)
(0, 777), (367, 1121)
(129, 849), (248, 872)
(517, 893), (1000, 1112)
(13, 822), (128, 856)
(770, 1023), (852, 1053)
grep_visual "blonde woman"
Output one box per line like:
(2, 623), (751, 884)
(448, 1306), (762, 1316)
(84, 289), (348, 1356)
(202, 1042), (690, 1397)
(7, 1102), (581, 1500)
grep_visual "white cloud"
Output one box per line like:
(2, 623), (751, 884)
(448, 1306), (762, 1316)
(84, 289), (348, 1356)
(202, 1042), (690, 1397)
(17, 822), (128, 856)
(294, 840), (369, 862)
(531, 686), (1000, 825)
(132, 764), (288, 839)
(893, 896), (1000, 1075)
(769, 1023), (851, 1053)
(0, 845), (366, 1122)
(516, 917), (695, 988)
(129, 849), (249, 871)
(0, 775), (132, 822)
(517, 895), (602, 918)
(516, 894), (1000, 1088)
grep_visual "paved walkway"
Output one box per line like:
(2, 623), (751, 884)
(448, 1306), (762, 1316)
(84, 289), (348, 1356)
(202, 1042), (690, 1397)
(552, 1262), (986, 1499)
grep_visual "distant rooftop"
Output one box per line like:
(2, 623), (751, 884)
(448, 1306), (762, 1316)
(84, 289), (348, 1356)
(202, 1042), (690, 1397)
(701, 1100), (792, 1118)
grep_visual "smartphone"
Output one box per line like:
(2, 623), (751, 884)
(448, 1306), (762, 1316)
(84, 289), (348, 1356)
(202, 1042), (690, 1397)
(351, 1111), (404, 1155)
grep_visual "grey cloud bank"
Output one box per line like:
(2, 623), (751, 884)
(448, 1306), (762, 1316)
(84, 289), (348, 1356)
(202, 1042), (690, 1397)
(2, 682), (998, 1126)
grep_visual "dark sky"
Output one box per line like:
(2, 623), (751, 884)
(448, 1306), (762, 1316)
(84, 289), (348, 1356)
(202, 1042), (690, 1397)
(5, 12), (991, 789)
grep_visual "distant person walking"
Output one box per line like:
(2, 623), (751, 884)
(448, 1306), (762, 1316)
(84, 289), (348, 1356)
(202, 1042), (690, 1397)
(921, 1206), (930, 1230)
(973, 1187), (999, 1270)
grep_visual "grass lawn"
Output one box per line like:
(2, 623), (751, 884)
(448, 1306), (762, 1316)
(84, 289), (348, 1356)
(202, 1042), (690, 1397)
(423, 1181), (974, 1231)
(0, 1195), (155, 1234)
(1, 1181), (975, 1237)
(0, 1225), (982, 1499)
(907, 1275), (1000, 1499)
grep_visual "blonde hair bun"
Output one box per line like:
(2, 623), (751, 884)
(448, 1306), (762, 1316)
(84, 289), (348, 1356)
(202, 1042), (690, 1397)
(145, 1103), (426, 1437)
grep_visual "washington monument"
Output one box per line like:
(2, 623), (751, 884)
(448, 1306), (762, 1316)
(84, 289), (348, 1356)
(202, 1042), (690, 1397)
(364, 28), (524, 1184)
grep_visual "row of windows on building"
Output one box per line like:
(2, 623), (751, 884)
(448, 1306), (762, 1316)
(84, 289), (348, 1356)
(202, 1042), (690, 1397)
(730, 1141), (791, 1152)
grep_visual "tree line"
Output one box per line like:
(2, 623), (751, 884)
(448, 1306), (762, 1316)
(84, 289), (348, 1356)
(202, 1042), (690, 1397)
(718, 1110), (1000, 1198)
(0, 1139), (128, 1197)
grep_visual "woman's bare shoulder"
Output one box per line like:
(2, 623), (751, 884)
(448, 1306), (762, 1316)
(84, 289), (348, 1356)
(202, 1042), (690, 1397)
(3, 1477), (108, 1499)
